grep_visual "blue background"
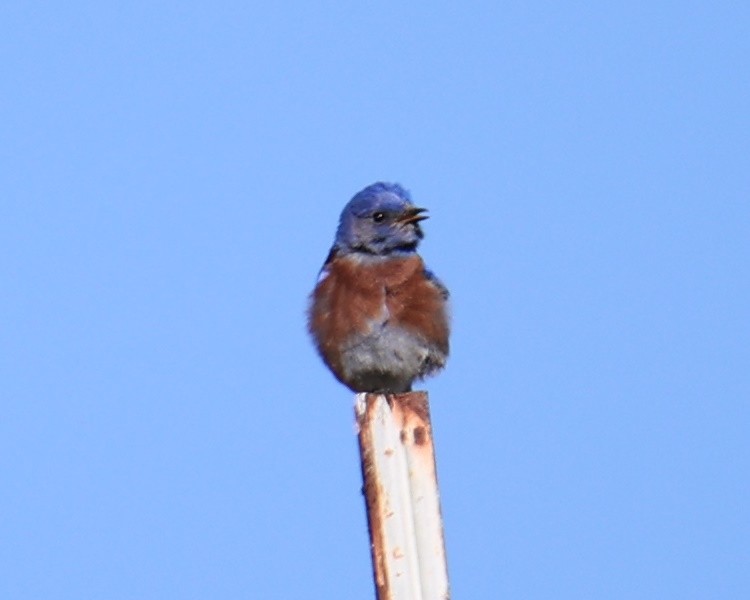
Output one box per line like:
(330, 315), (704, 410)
(2, 2), (748, 598)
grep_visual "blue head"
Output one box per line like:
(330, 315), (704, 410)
(334, 182), (428, 256)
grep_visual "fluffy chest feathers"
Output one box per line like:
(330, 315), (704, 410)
(308, 252), (450, 392)
(310, 254), (447, 348)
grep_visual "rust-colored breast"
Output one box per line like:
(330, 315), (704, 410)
(308, 254), (449, 382)
(383, 259), (449, 356)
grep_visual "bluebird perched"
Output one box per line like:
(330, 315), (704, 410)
(308, 182), (450, 393)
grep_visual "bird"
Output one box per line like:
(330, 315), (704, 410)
(308, 182), (450, 393)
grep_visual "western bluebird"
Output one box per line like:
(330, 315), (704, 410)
(308, 182), (450, 393)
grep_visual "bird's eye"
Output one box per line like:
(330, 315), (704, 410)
(373, 212), (385, 223)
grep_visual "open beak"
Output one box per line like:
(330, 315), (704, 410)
(397, 207), (429, 225)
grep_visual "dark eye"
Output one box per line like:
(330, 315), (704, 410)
(372, 212), (385, 223)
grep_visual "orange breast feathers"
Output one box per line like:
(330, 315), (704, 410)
(308, 254), (449, 367)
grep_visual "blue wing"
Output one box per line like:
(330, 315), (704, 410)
(424, 268), (449, 300)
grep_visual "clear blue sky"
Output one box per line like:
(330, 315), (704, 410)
(2, 2), (748, 598)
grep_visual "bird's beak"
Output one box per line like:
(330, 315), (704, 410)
(397, 207), (429, 225)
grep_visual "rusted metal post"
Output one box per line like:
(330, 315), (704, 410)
(355, 392), (450, 600)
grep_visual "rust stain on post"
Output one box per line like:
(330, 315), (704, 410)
(355, 392), (450, 600)
(357, 402), (390, 598)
